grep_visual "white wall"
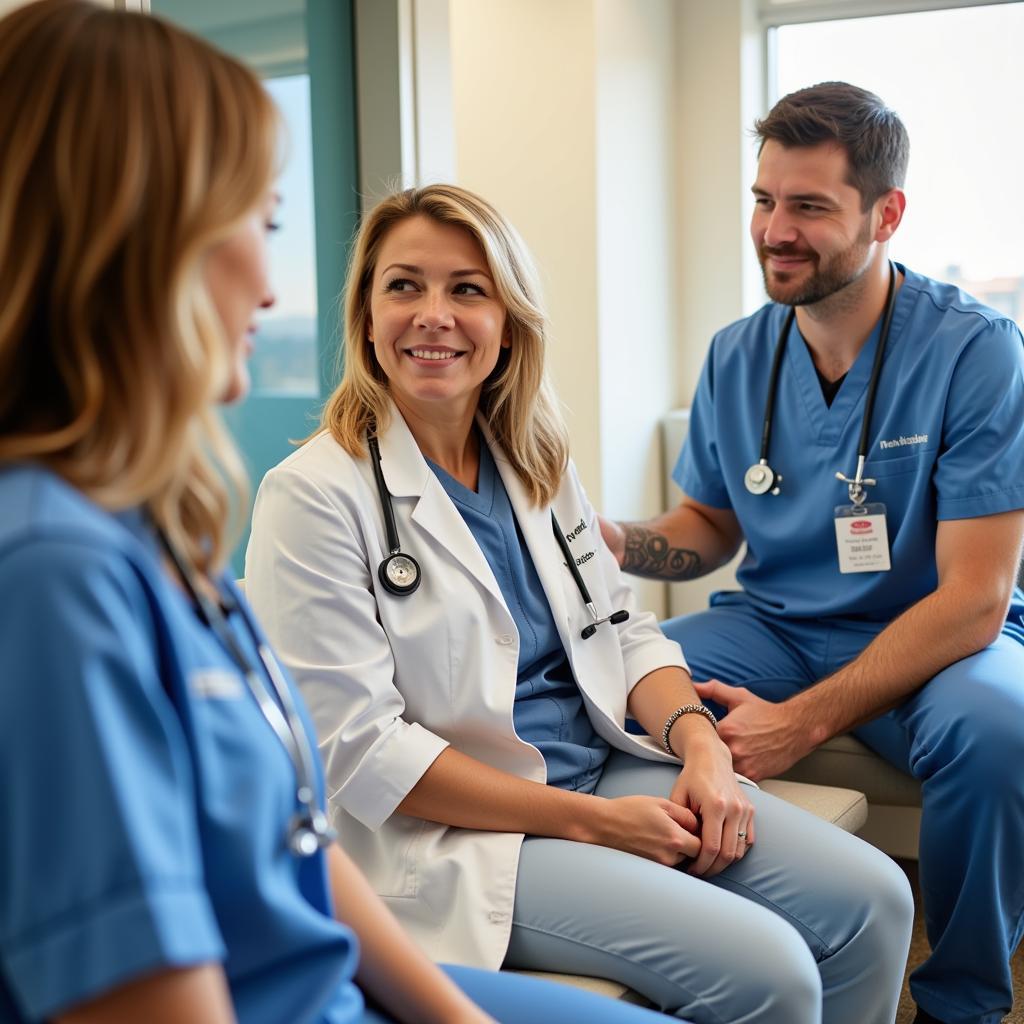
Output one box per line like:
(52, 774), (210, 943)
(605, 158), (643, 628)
(450, 0), (681, 615)
(361, 0), (770, 616)
(450, 0), (602, 493)
(674, 0), (764, 401)
(355, 0), (456, 211)
(594, 0), (677, 617)
(667, 0), (764, 618)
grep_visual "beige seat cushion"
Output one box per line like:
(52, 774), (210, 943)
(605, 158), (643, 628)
(780, 734), (922, 807)
(758, 778), (867, 833)
(510, 970), (651, 1004)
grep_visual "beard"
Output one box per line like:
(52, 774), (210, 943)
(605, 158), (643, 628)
(759, 219), (874, 307)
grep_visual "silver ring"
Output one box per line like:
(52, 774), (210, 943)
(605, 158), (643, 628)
(737, 830), (748, 840)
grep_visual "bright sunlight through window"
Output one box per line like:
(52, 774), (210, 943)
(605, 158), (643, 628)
(773, 2), (1024, 328)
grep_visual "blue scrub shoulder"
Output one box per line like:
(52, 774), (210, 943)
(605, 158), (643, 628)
(0, 464), (361, 1024)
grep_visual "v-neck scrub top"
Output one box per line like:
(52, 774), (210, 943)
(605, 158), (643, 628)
(429, 443), (610, 793)
(675, 264), (1024, 620)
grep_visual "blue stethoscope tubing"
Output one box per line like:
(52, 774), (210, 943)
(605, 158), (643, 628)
(367, 430), (628, 639)
(744, 261), (898, 506)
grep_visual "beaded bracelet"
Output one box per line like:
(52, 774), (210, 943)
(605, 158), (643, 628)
(661, 703), (718, 756)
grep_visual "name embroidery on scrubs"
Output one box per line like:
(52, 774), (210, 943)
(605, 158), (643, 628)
(879, 433), (928, 450)
(189, 668), (245, 700)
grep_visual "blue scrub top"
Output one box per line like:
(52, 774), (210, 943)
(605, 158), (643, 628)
(0, 465), (361, 1024)
(429, 443), (610, 792)
(675, 265), (1024, 620)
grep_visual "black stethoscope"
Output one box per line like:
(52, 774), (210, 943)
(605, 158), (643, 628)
(367, 431), (629, 640)
(744, 261), (898, 507)
(158, 530), (336, 858)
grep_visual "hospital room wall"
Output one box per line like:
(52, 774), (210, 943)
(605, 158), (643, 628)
(445, 0), (763, 617)
(449, 0), (674, 617)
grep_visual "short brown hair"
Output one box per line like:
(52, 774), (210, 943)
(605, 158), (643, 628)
(755, 82), (908, 210)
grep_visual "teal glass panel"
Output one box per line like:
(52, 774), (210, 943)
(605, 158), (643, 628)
(150, 0), (358, 574)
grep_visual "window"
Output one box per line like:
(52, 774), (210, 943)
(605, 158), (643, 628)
(253, 74), (318, 397)
(769, 2), (1024, 327)
(151, 0), (359, 570)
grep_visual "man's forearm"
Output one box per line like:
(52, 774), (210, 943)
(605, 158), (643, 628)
(789, 579), (1008, 740)
(622, 524), (705, 580)
(619, 504), (741, 582)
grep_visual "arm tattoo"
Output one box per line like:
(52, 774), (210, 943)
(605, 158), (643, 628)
(622, 525), (704, 581)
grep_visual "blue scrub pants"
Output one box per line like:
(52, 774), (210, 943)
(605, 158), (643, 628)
(662, 596), (1024, 1024)
(500, 750), (912, 1024)
(359, 963), (672, 1022)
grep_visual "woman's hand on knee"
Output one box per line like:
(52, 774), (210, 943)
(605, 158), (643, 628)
(585, 795), (700, 866)
(669, 738), (756, 878)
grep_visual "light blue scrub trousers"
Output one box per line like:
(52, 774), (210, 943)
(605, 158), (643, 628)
(663, 598), (1024, 1024)
(500, 750), (913, 1024)
(360, 963), (673, 1022)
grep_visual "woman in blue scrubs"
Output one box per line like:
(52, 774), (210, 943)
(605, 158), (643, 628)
(245, 182), (914, 1024)
(0, 4), (666, 1023)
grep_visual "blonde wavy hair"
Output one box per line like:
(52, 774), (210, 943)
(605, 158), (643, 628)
(320, 184), (569, 506)
(0, 0), (278, 573)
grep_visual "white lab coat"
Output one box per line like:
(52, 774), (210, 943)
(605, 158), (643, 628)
(245, 404), (688, 968)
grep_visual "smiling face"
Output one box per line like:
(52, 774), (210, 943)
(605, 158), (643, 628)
(204, 191), (278, 404)
(367, 214), (508, 422)
(751, 141), (882, 307)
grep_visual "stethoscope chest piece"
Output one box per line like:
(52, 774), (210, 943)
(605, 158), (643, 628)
(367, 431), (422, 598)
(379, 552), (421, 596)
(744, 461), (782, 496)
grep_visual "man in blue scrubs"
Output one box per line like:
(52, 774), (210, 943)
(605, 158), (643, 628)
(602, 82), (1024, 1024)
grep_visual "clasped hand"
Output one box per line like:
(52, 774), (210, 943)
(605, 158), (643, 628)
(693, 679), (814, 781)
(668, 731), (755, 877)
(596, 733), (754, 878)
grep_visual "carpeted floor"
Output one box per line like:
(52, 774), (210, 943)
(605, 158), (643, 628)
(894, 860), (1023, 1023)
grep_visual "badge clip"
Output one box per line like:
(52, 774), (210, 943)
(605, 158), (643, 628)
(835, 455), (876, 509)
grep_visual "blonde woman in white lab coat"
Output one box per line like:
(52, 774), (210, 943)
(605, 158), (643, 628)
(245, 185), (912, 1024)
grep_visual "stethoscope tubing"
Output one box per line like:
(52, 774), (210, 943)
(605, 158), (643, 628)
(156, 528), (334, 856)
(368, 434), (402, 555)
(751, 260), (898, 497)
(758, 307), (793, 464)
(367, 429), (628, 638)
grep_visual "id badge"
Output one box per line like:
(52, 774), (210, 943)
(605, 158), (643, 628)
(834, 503), (891, 573)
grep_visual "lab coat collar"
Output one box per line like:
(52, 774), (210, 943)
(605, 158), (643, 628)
(375, 401), (507, 611)
(374, 401), (572, 637)
(373, 400), (432, 499)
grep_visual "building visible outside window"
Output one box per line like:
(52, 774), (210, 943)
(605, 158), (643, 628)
(771, 2), (1024, 328)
